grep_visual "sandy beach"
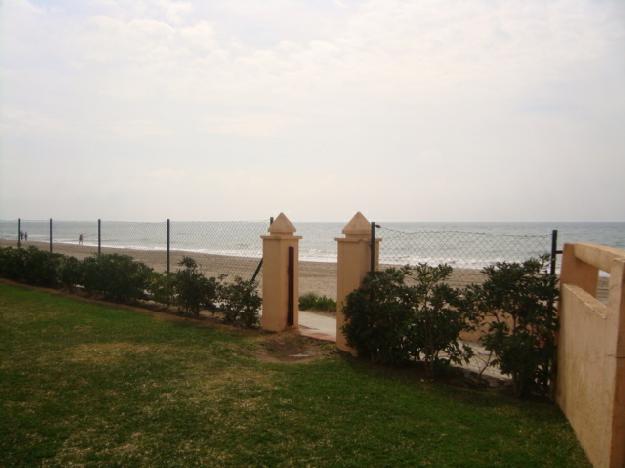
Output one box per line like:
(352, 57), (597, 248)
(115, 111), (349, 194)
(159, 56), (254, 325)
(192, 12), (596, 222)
(1, 239), (609, 301)
(0, 239), (338, 298)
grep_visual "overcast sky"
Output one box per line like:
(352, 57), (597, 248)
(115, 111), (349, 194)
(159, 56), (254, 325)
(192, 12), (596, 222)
(1, 0), (624, 222)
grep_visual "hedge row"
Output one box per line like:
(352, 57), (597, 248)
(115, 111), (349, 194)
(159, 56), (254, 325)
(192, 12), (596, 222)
(0, 246), (261, 328)
(0, 246), (558, 396)
(343, 257), (558, 398)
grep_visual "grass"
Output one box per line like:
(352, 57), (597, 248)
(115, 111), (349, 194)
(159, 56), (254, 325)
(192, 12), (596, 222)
(299, 292), (336, 312)
(0, 282), (588, 467)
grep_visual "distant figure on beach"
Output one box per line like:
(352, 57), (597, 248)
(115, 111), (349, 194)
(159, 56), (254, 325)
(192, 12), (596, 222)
(24, 232), (28, 242)
(19, 231), (24, 241)
(79, 233), (84, 245)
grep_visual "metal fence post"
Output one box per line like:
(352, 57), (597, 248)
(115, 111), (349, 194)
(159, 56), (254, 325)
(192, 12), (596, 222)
(287, 246), (294, 326)
(251, 216), (273, 283)
(17, 218), (21, 248)
(550, 229), (559, 276)
(370, 221), (376, 272)
(49, 218), (53, 253)
(166, 219), (170, 276)
(97, 219), (101, 255)
(166, 219), (170, 306)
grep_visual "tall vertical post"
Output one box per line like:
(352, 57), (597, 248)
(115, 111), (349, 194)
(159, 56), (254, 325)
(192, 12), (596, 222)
(550, 229), (558, 276)
(251, 216), (274, 283)
(49, 218), (53, 253)
(166, 218), (170, 276)
(261, 213), (301, 332)
(97, 219), (102, 256)
(166, 219), (171, 306)
(17, 218), (21, 248)
(370, 221), (377, 272)
(336, 212), (380, 353)
(287, 246), (295, 326)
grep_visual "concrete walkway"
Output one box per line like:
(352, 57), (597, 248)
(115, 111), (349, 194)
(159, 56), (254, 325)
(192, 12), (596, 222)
(299, 310), (336, 342)
(298, 310), (504, 379)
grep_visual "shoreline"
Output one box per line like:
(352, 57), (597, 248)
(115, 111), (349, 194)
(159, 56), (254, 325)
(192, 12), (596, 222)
(0, 239), (608, 301)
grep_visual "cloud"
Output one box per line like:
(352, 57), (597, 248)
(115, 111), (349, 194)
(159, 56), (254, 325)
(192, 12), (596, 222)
(1, 0), (624, 220)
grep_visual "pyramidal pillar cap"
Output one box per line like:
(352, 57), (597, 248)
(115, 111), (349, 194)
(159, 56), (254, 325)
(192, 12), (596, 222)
(342, 211), (371, 237)
(268, 212), (296, 235)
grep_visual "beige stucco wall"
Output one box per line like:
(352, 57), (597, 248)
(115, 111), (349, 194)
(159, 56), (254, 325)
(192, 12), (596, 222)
(335, 212), (379, 353)
(260, 213), (301, 332)
(336, 237), (379, 351)
(556, 243), (625, 468)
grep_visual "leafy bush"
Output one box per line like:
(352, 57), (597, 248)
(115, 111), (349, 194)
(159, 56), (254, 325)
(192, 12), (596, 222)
(407, 264), (472, 372)
(173, 257), (219, 316)
(60, 256), (84, 290)
(219, 276), (261, 328)
(299, 292), (336, 312)
(343, 264), (471, 371)
(25, 248), (65, 287)
(343, 267), (416, 365)
(0, 246), (64, 287)
(82, 254), (152, 303)
(0, 247), (261, 329)
(465, 256), (558, 398)
(171, 257), (260, 327)
(0, 247), (27, 281)
(148, 272), (172, 305)
(0, 246), (79, 289)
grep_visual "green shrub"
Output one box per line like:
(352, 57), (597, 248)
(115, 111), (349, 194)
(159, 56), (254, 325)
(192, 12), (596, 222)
(173, 257), (218, 316)
(1, 246), (64, 287)
(219, 276), (261, 328)
(82, 254), (152, 303)
(465, 256), (558, 398)
(0, 247), (77, 289)
(343, 264), (471, 370)
(148, 272), (172, 305)
(407, 264), (472, 372)
(343, 267), (415, 365)
(0, 248), (262, 330)
(0, 247), (27, 281)
(26, 248), (64, 287)
(299, 292), (336, 312)
(59, 256), (83, 290)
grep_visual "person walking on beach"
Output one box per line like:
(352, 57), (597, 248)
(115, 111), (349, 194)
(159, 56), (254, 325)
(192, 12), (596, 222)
(79, 233), (84, 245)
(24, 232), (28, 242)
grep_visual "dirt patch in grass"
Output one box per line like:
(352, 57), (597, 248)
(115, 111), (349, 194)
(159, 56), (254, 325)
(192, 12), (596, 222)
(253, 331), (335, 363)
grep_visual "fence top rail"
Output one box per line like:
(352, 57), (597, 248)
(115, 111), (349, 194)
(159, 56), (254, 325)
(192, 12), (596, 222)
(377, 225), (550, 239)
(573, 243), (625, 273)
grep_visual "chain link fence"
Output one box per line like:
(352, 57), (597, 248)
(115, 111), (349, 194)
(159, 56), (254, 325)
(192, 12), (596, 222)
(375, 224), (554, 288)
(0, 219), (268, 281)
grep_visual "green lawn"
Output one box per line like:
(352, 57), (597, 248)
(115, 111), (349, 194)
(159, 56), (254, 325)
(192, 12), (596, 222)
(0, 282), (588, 467)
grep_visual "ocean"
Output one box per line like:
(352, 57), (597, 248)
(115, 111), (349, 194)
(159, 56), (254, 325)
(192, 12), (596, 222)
(1, 220), (623, 271)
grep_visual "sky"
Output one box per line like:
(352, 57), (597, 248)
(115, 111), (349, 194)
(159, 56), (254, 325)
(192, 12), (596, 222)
(1, 0), (624, 222)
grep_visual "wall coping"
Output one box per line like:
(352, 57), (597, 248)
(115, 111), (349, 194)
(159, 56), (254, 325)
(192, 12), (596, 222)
(572, 243), (625, 273)
(563, 283), (608, 319)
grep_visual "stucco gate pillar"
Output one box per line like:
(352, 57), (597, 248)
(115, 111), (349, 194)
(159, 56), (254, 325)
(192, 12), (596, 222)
(260, 213), (301, 332)
(335, 212), (380, 353)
